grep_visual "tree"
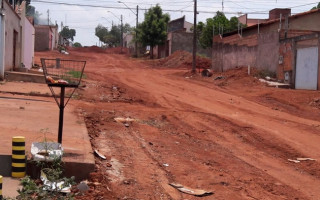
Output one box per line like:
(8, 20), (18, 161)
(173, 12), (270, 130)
(95, 23), (132, 47)
(137, 4), (170, 59)
(26, 5), (42, 24)
(197, 11), (242, 48)
(95, 24), (109, 44)
(60, 27), (76, 41)
(9, 0), (30, 6)
(73, 42), (82, 47)
(311, 2), (320, 10)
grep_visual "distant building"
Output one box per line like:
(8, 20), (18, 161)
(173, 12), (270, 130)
(34, 24), (59, 51)
(154, 16), (210, 59)
(238, 8), (291, 27)
(213, 8), (320, 90)
(123, 33), (134, 54)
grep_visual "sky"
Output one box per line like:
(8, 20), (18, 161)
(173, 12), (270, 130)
(30, 0), (320, 46)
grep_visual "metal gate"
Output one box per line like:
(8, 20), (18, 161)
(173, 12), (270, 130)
(295, 47), (319, 90)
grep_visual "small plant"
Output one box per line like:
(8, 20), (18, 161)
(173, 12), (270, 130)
(17, 158), (75, 200)
(16, 130), (76, 199)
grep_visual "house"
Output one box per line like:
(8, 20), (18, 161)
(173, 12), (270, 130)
(0, 0), (22, 79)
(35, 24), (59, 51)
(17, 1), (35, 70)
(123, 33), (134, 54)
(153, 16), (210, 59)
(212, 8), (320, 90)
(238, 9), (291, 27)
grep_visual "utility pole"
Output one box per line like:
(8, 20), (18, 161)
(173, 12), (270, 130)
(47, 9), (50, 25)
(222, 0), (224, 12)
(117, 1), (138, 57)
(192, 0), (197, 73)
(135, 5), (139, 57)
(121, 14), (123, 53)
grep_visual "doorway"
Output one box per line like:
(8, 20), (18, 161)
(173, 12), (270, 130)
(13, 30), (18, 68)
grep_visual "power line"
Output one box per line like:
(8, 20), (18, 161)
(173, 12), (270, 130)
(31, 0), (282, 14)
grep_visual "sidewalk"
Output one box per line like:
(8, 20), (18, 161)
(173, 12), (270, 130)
(0, 81), (94, 182)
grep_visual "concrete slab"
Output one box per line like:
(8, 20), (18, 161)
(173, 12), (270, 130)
(5, 71), (46, 83)
(2, 177), (21, 198)
(0, 81), (51, 96)
(0, 92), (94, 181)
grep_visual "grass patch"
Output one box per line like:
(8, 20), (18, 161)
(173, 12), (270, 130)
(67, 70), (87, 79)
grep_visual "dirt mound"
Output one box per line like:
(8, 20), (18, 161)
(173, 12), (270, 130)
(68, 46), (128, 54)
(68, 46), (106, 53)
(158, 50), (211, 69)
(212, 67), (262, 87)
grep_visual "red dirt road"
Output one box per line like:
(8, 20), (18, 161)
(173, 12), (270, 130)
(36, 50), (320, 200)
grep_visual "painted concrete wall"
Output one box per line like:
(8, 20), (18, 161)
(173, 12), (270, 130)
(18, 1), (35, 70)
(4, 0), (21, 71)
(22, 18), (34, 69)
(0, 14), (4, 79)
(51, 26), (58, 50)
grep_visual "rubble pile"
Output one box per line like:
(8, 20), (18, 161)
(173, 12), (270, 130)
(159, 50), (211, 69)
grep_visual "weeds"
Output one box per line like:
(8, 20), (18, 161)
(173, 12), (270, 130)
(255, 69), (276, 79)
(16, 130), (76, 199)
(67, 70), (86, 79)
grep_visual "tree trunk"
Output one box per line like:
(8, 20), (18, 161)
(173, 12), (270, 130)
(150, 45), (154, 59)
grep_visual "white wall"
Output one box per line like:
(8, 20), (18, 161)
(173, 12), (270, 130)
(19, 1), (35, 69)
(4, 0), (21, 71)
(22, 18), (34, 69)
(0, 14), (5, 79)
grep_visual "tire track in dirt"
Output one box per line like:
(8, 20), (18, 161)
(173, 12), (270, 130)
(41, 51), (320, 199)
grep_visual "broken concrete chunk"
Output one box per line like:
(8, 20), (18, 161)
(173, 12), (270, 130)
(169, 182), (213, 197)
(288, 159), (300, 163)
(114, 117), (135, 123)
(296, 158), (316, 161)
(77, 181), (90, 192)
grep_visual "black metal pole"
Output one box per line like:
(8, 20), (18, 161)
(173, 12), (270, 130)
(58, 86), (65, 144)
(135, 5), (138, 57)
(192, 0), (197, 73)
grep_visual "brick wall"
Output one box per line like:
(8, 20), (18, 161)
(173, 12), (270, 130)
(171, 31), (211, 57)
(35, 26), (50, 51)
(212, 31), (279, 73)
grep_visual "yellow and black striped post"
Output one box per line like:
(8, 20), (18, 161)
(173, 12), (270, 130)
(12, 136), (26, 178)
(0, 175), (2, 200)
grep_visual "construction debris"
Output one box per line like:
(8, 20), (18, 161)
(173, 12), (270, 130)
(94, 149), (107, 160)
(296, 158), (316, 161)
(41, 170), (71, 193)
(259, 79), (290, 88)
(114, 117), (135, 123)
(214, 76), (225, 80)
(288, 159), (300, 163)
(201, 69), (213, 77)
(77, 181), (90, 192)
(169, 183), (213, 197)
(288, 158), (316, 163)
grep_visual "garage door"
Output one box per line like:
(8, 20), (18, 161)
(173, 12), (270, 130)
(295, 47), (318, 90)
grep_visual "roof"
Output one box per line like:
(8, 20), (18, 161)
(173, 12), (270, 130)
(168, 15), (185, 24)
(223, 8), (320, 37)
